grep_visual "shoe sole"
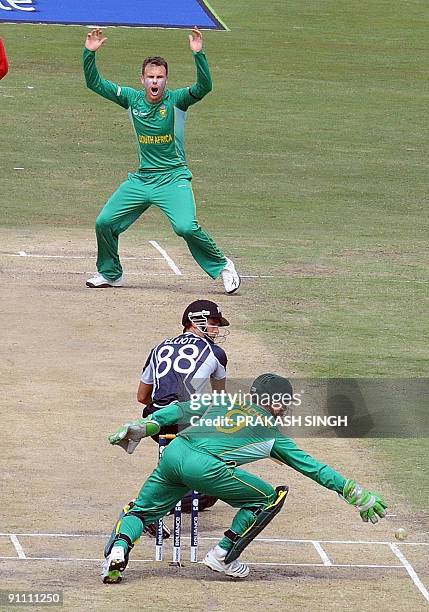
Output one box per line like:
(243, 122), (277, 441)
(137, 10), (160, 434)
(86, 282), (122, 288)
(225, 276), (241, 295)
(102, 557), (126, 584)
(202, 558), (224, 574)
(202, 557), (249, 579)
(103, 569), (122, 584)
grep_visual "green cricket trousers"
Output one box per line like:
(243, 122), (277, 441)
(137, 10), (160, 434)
(95, 168), (227, 280)
(116, 436), (278, 552)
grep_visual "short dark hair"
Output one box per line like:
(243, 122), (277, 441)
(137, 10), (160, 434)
(142, 56), (168, 76)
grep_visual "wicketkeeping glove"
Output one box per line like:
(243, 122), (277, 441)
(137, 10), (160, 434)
(108, 418), (161, 454)
(342, 479), (387, 524)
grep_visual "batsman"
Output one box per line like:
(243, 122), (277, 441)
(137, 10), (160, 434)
(103, 374), (387, 583)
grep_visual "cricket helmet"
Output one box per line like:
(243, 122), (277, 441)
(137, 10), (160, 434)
(182, 299), (229, 327)
(250, 373), (293, 409)
(182, 299), (229, 341)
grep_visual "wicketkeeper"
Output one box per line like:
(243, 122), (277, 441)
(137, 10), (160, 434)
(103, 374), (387, 583)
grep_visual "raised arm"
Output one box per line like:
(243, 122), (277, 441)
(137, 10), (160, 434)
(188, 28), (212, 100)
(174, 28), (212, 110)
(83, 28), (132, 108)
(85, 28), (108, 52)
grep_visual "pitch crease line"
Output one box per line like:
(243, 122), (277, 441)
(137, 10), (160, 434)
(1, 534), (428, 547)
(0, 556), (404, 569)
(10, 535), (26, 559)
(312, 541), (332, 566)
(388, 543), (429, 603)
(2, 252), (162, 261)
(149, 240), (182, 276)
(201, 536), (429, 546)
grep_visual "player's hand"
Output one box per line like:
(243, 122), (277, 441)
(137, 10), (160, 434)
(189, 27), (203, 52)
(108, 418), (160, 454)
(85, 28), (108, 51)
(342, 479), (387, 524)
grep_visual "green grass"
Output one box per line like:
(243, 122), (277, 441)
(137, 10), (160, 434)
(373, 439), (429, 509)
(1, 1), (427, 511)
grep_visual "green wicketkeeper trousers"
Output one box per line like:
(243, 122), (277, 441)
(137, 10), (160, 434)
(116, 436), (278, 552)
(95, 167), (227, 280)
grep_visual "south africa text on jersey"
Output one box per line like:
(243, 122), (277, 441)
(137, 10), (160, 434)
(139, 134), (174, 145)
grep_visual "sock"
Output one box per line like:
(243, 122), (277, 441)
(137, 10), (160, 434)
(217, 536), (234, 552)
(114, 539), (129, 552)
(215, 543), (229, 556)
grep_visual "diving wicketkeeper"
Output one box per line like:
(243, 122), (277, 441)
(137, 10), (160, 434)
(103, 374), (387, 583)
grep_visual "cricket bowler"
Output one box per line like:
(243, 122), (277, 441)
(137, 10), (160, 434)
(83, 28), (240, 294)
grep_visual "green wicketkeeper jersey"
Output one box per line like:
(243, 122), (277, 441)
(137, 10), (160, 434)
(151, 400), (346, 494)
(83, 48), (212, 172)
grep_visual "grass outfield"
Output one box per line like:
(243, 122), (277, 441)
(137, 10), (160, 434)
(1, 0), (427, 511)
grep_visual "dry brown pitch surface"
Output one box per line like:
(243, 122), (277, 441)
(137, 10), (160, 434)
(1, 229), (428, 611)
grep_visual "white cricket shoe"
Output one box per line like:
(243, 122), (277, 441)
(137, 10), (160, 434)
(102, 545), (127, 584)
(202, 545), (250, 578)
(221, 258), (241, 294)
(86, 273), (123, 288)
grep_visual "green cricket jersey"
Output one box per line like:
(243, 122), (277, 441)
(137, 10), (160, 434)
(151, 399), (346, 494)
(83, 48), (212, 172)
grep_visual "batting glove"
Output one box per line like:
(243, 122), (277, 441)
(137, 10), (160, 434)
(108, 418), (160, 454)
(342, 479), (387, 524)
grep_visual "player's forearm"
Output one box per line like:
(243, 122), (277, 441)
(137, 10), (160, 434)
(83, 48), (125, 105)
(271, 437), (346, 493)
(148, 403), (184, 427)
(211, 377), (226, 392)
(149, 400), (207, 427)
(189, 51), (212, 100)
(145, 401), (198, 428)
(137, 381), (153, 405)
(83, 48), (103, 91)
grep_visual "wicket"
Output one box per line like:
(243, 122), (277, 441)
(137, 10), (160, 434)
(155, 434), (199, 564)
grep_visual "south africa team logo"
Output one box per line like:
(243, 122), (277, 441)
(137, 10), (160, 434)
(159, 106), (167, 118)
